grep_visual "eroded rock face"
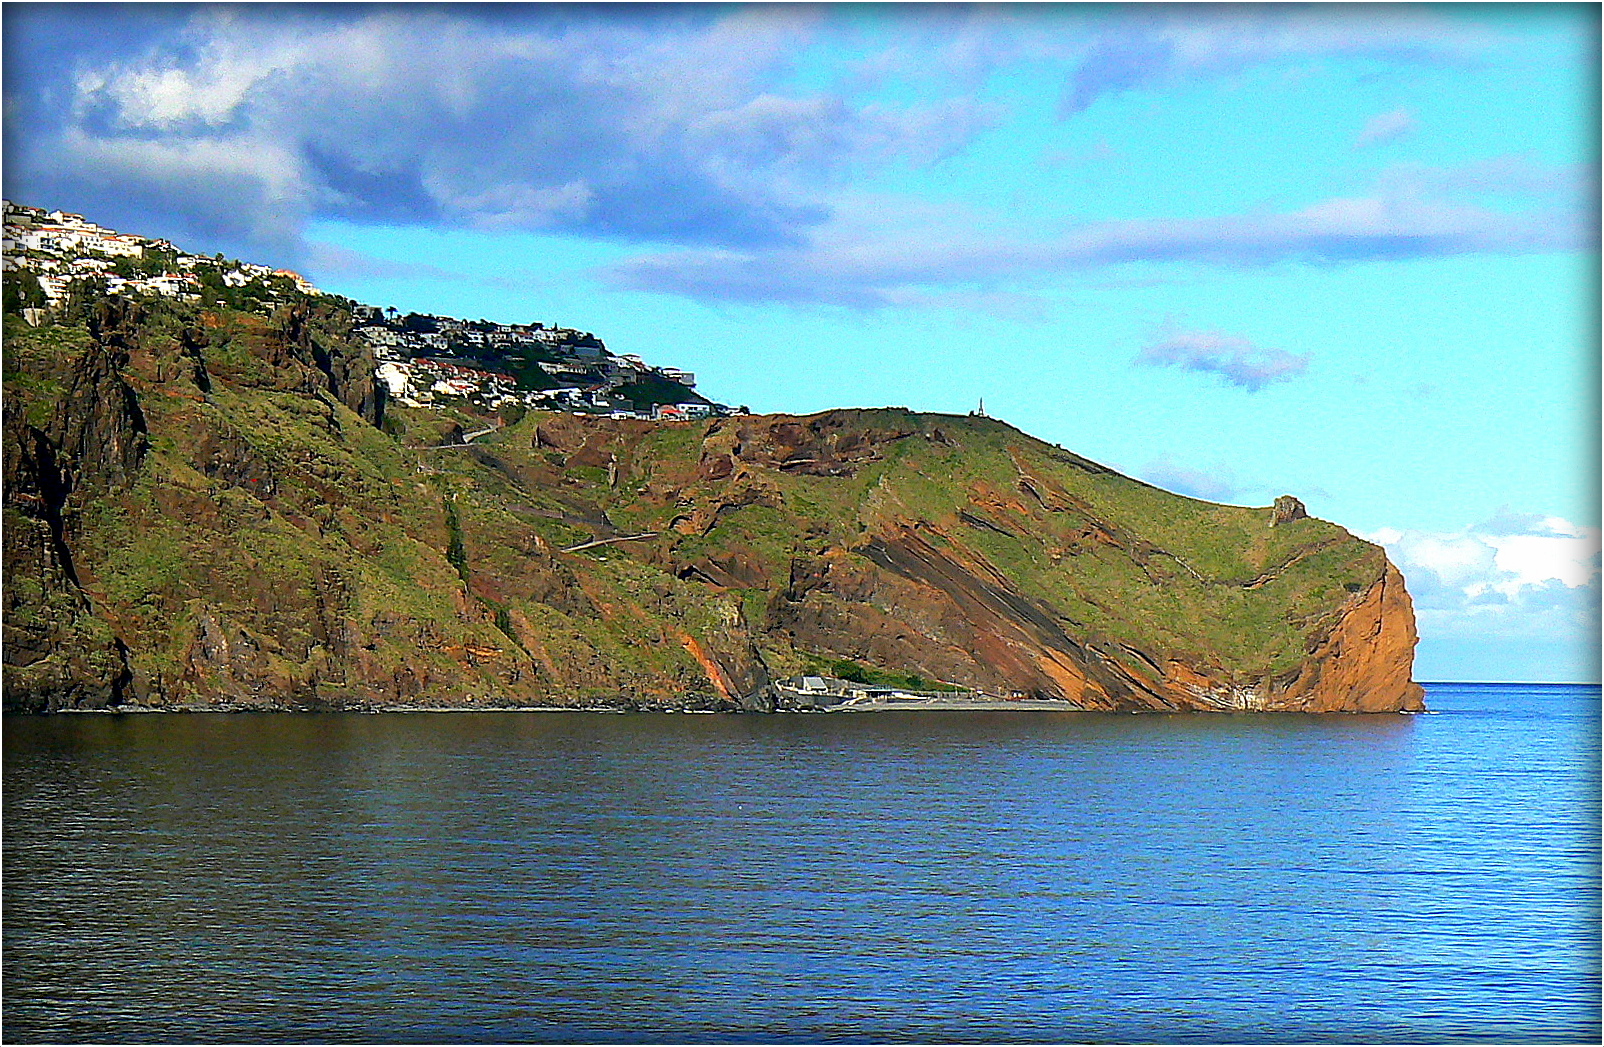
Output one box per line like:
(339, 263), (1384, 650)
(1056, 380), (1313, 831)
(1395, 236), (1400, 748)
(1271, 495), (1308, 527)
(1, 399), (134, 713)
(279, 302), (386, 427)
(702, 415), (1422, 713)
(57, 314), (150, 496)
(2, 311), (156, 711)
(763, 513), (1423, 713)
(1274, 562), (1426, 712)
(699, 411), (921, 477)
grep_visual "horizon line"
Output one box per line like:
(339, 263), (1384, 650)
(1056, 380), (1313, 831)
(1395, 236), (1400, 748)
(1419, 680), (1601, 687)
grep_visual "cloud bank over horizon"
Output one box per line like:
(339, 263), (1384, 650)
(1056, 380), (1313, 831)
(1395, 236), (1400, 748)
(1364, 513), (1602, 679)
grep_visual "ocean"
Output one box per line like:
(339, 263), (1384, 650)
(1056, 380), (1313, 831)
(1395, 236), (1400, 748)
(3, 682), (1598, 1043)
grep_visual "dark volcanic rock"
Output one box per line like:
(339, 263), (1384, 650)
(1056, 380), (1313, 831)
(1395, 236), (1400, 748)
(280, 302), (386, 426)
(2, 400), (133, 712)
(51, 340), (148, 498)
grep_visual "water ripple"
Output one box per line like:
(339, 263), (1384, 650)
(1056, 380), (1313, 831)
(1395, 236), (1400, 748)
(4, 683), (1599, 1043)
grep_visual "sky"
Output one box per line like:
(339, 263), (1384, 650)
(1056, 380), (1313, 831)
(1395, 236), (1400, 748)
(4, 2), (1598, 682)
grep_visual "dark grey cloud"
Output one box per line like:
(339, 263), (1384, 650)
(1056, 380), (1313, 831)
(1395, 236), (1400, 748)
(2, 3), (996, 265)
(1134, 320), (1308, 392)
(304, 241), (556, 298)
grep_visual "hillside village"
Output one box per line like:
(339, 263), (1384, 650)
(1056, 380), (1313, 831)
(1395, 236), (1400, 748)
(350, 306), (725, 421)
(1, 201), (735, 422)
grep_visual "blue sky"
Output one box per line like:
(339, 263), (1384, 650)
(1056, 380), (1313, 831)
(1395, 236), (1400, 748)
(4, 2), (1598, 682)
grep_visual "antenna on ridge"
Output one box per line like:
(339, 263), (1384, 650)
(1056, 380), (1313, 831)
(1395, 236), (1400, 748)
(972, 397), (987, 418)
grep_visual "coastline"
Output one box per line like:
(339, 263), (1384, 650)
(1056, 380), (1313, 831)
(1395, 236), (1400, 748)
(829, 697), (1083, 712)
(9, 698), (1433, 715)
(21, 699), (1088, 715)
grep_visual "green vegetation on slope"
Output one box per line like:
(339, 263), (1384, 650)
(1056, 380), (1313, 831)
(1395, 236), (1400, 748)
(3, 279), (1395, 713)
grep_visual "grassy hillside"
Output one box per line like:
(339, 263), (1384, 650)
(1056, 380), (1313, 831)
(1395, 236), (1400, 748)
(2, 284), (1416, 713)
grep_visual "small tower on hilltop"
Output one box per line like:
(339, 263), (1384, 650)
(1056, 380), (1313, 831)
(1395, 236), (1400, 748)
(971, 397), (988, 418)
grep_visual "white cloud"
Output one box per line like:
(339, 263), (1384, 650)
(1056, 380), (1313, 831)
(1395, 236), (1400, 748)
(1484, 528), (1599, 592)
(1362, 512), (1601, 645)
(609, 155), (1593, 309)
(1061, 5), (1496, 113)
(15, 5), (1003, 262)
(10, 5), (1590, 301)
(1134, 319), (1308, 392)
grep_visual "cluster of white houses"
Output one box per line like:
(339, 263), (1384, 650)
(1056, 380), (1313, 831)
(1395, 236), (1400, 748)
(352, 304), (725, 419)
(376, 356), (520, 410)
(5, 205), (147, 258)
(372, 345), (724, 420)
(3, 201), (320, 309)
(4, 201), (730, 421)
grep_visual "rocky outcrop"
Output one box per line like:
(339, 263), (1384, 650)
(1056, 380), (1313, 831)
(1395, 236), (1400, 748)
(1271, 494), (1309, 526)
(762, 512), (1422, 714)
(60, 302), (150, 494)
(279, 301), (386, 426)
(702, 410), (921, 477)
(3, 309), (150, 711)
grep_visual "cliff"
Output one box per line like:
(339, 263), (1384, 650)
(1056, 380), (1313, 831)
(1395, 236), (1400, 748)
(2, 292), (1425, 714)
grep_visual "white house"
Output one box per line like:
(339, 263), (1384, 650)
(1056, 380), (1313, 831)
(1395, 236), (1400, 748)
(90, 235), (143, 258)
(376, 361), (413, 398)
(432, 377), (478, 397)
(34, 274), (71, 302)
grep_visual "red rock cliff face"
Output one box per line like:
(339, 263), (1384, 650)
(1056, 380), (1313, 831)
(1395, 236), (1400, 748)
(767, 518), (1423, 713)
(469, 411), (1425, 714)
(716, 414), (1424, 714)
(1268, 562), (1426, 713)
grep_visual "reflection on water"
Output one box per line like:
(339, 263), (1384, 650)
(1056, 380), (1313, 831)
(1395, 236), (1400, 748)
(4, 684), (1599, 1043)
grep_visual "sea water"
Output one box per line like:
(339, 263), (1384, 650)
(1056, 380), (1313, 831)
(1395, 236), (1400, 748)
(4, 682), (1598, 1043)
